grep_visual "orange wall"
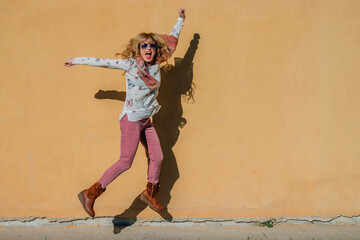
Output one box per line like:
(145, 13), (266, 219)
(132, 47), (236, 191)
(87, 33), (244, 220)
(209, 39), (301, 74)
(1, 0), (360, 218)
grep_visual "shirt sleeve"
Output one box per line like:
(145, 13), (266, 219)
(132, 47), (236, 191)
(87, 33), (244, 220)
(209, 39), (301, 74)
(170, 17), (184, 38)
(72, 57), (130, 71)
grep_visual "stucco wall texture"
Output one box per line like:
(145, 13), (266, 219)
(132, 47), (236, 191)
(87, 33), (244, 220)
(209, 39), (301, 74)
(1, 0), (360, 219)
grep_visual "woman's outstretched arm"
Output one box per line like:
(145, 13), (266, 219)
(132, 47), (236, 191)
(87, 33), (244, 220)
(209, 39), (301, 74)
(64, 57), (132, 71)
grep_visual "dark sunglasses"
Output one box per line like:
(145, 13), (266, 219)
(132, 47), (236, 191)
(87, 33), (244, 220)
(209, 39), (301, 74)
(141, 43), (156, 50)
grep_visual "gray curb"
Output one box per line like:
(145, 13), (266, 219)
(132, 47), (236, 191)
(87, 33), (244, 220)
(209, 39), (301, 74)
(1, 215), (359, 227)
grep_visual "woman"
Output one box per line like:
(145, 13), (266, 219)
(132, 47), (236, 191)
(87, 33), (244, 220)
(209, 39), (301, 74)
(64, 8), (186, 217)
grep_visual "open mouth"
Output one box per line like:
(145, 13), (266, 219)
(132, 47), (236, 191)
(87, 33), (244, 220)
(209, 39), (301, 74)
(145, 51), (152, 60)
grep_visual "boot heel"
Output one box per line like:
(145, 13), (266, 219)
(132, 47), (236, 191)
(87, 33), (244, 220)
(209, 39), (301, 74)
(140, 193), (150, 205)
(78, 192), (93, 218)
(77, 182), (104, 218)
(140, 191), (162, 212)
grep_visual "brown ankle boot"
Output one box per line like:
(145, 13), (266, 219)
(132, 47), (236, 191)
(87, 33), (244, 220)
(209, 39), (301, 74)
(78, 182), (105, 217)
(140, 182), (163, 212)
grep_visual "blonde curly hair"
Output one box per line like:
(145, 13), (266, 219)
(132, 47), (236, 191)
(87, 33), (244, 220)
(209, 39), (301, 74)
(116, 33), (171, 65)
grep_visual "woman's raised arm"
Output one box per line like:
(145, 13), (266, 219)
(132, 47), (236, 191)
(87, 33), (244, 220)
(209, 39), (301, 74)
(161, 8), (186, 58)
(170, 8), (185, 38)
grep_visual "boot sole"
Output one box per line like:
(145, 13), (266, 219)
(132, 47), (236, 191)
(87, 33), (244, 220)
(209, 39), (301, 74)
(77, 192), (94, 218)
(140, 193), (162, 213)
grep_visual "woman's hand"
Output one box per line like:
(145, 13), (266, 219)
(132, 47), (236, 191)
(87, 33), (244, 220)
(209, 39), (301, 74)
(64, 57), (74, 67)
(179, 8), (186, 19)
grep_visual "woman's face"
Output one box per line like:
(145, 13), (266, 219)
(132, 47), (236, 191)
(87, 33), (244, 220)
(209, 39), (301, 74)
(140, 38), (156, 64)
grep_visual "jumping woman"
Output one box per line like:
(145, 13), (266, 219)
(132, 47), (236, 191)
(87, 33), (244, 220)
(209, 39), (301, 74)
(64, 8), (186, 217)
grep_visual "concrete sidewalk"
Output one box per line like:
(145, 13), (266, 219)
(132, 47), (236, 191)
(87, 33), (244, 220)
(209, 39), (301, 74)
(1, 225), (360, 240)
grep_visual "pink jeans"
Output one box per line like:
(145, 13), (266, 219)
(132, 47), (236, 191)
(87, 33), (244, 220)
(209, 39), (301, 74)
(98, 114), (163, 188)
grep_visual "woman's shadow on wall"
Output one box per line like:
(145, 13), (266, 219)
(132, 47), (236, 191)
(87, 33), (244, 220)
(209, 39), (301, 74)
(94, 33), (200, 234)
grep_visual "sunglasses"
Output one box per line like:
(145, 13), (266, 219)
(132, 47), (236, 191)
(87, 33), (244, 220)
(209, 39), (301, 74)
(141, 43), (156, 50)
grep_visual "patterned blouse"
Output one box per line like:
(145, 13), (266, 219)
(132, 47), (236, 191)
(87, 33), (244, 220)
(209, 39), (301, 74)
(72, 17), (184, 121)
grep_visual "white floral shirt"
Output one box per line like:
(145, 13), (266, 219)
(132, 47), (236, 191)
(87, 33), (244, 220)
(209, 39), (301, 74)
(72, 17), (184, 121)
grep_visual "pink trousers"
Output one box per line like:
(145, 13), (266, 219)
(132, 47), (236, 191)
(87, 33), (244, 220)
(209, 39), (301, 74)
(98, 114), (163, 188)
